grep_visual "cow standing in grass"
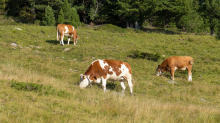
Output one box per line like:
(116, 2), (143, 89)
(156, 56), (194, 81)
(57, 24), (80, 46)
(80, 59), (133, 95)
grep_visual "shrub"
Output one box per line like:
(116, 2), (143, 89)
(10, 81), (70, 98)
(34, 20), (41, 25)
(128, 50), (161, 61)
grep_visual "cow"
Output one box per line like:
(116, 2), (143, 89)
(156, 56), (193, 81)
(80, 59), (133, 95)
(57, 24), (80, 46)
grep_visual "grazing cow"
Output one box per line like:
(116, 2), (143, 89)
(156, 56), (193, 81)
(80, 59), (133, 95)
(57, 24), (80, 46)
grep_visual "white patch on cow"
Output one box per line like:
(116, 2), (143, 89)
(156, 67), (162, 76)
(109, 66), (113, 72)
(174, 67), (178, 71)
(64, 26), (72, 37)
(188, 75), (192, 81)
(60, 31), (65, 45)
(175, 67), (187, 71)
(99, 60), (109, 69)
(120, 82), (126, 93)
(64, 26), (69, 33)
(67, 38), (71, 45)
(79, 75), (90, 88)
(156, 71), (161, 76)
(96, 78), (102, 83)
(180, 67), (186, 70)
(72, 26), (75, 31)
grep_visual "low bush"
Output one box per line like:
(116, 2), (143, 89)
(128, 50), (161, 61)
(10, 81), (70, 98)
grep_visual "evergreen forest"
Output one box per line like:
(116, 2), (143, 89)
(1, 0), (220, 36)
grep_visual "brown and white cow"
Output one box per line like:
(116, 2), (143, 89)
(57, 24), (80, 46)
(80, 59), (133, 95)
(156, 56), (193, 81)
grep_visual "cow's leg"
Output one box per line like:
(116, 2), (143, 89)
(127, 79), (133, 96)
(73, 36), (76, 45)
(57, 30), (59, 41)
(102, 77), (107, 92)
(60, 33), (64, 46)
(76, 38), (78, 44)
(187, 65), (192, 81)
(170, 67), (175, 80)
(120, 81), (126, 93)
(67, 37), (70, 45)
(59, 33), (62, 44)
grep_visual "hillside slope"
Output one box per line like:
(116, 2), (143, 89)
(0, 22), (220, 122)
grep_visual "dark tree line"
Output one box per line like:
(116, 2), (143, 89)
(1, 0), (220, 36)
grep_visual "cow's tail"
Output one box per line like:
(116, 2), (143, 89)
(189, 58), (194, 65)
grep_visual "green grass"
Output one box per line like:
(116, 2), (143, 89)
(0, 16), (220, 122)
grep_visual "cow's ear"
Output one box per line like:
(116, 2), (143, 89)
(158, 65), (160, 68)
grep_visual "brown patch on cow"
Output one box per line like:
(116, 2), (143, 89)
(103, 59), (123, 76)
(124, 62), (132, 75)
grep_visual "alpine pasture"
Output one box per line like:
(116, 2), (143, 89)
(0, 17), (220, 122)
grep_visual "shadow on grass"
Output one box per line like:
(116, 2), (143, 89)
(46, 40), (74, 45)
(90, 81), (117, 90)
(159, 71), (189, 81)
(128, 50), (161, 61)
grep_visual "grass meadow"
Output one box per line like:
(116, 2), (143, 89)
(0, 16), (220, 122)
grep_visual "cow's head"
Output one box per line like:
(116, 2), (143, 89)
(79, 74), (91, 88)
(156, 65), (163, 76)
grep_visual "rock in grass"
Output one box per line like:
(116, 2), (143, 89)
(15, 27), (21, 30)
(11, 43), (17, 47)
(63, 48), (71, 51)
(167, 80), (178, 84)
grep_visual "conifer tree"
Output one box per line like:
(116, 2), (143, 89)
(68, 7), (78, 28)
(179, 10), (204, 32)
(62, 0), (71, 22)
(71, 7), (80, 26)
(43, 5), (55, 26)
(199, 0), (220, 35)
(57, 8), (64, 24)
(0, 0), (7, 11)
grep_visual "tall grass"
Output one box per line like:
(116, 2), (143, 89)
(0, 17), (220, 122)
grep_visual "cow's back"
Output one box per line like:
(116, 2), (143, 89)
(85, 59), (132, 80)
(57, 24), (74, 34)
(166, 56), (193, 67)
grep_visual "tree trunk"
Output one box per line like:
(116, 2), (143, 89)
(127, 21), (129, 28)
(211, 26), (215, 36)
(135, 20), (139, 29)
(130, 23), (133, 28)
